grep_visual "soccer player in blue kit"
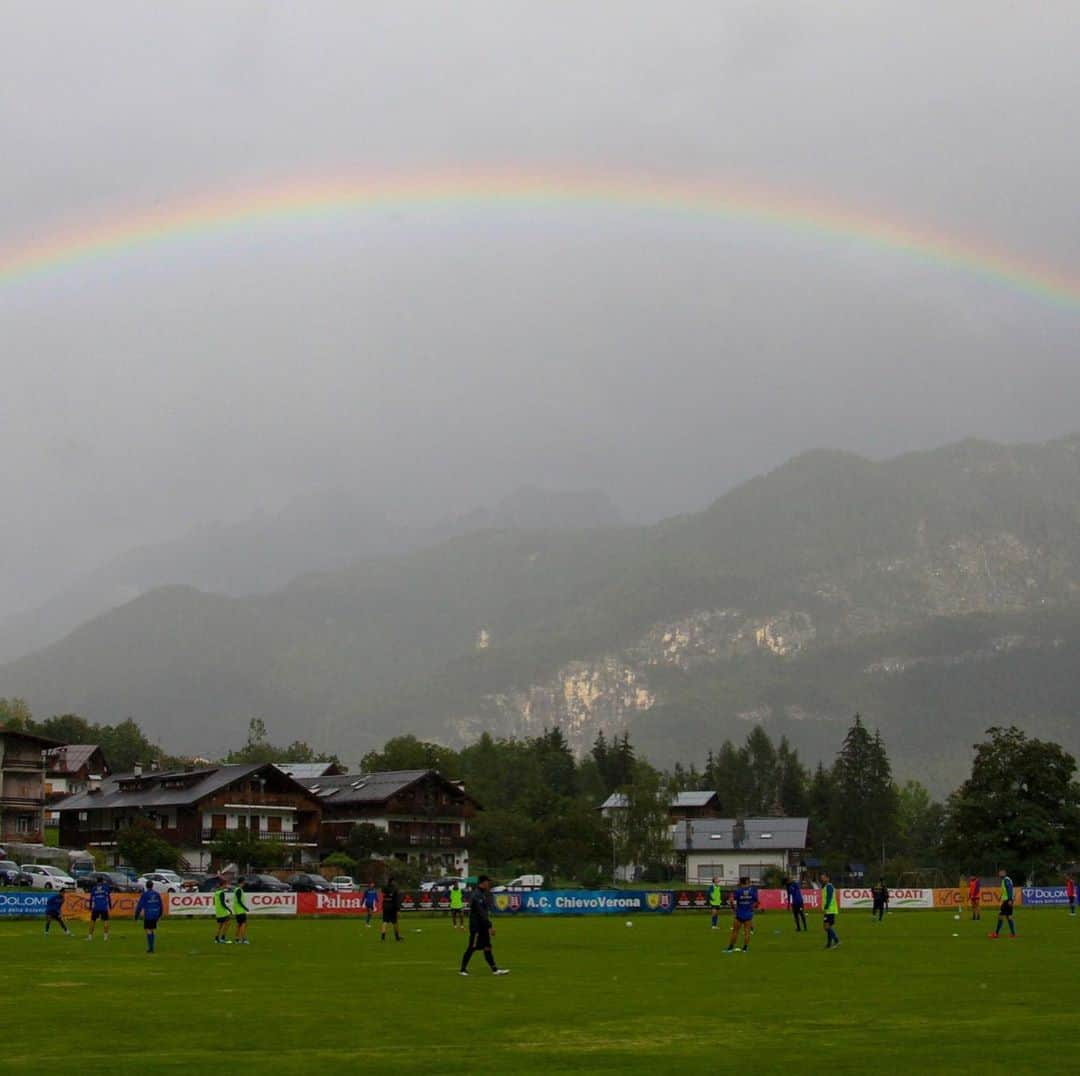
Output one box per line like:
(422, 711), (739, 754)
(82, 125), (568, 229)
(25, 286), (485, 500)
(784, 875), (808, 932)
(86, 876), (113, 941)
(44, 890), (71, 936)
(724, 877), (759, 953)
(134, 879), (164, 954)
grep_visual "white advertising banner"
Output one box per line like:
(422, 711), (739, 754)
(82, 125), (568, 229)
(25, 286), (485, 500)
(838, 887), (934, 910)
(166, 892), (297, 916)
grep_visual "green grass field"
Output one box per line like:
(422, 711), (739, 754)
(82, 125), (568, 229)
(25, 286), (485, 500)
(2, 909), (1075, 1073)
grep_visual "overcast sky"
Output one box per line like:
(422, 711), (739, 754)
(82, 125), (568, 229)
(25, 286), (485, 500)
(2, 1), (1078, 614)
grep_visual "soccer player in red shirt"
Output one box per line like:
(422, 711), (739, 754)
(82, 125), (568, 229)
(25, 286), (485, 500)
(967, 875), (981, 921)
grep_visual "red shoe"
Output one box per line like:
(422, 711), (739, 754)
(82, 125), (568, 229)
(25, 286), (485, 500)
(987, 933), (999, 938)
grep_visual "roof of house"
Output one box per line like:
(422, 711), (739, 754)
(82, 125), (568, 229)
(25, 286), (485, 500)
(671, 791), (717, 808)
(600, 790), (719, 811)
(298, 769), (474, 808)
(673, 817), (809, 852)
(599, 792), (629, 810)
(274, 762), (341, 780)
(0, 724), (61, 748)
(45, 744), (107, 775)
(53, 763), (317, 812)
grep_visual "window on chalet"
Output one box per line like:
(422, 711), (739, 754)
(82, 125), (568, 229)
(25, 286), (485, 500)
(212, 814), (226, 831)
(267, 816), (282, 833)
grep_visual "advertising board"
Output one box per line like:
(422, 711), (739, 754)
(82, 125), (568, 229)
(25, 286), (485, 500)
(839, 887), (934, 909)
(166, 892), (297, 916)
(491, 890), (674, 915)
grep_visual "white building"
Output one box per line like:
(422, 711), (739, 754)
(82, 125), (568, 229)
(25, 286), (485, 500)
(673, 816), (809, 884)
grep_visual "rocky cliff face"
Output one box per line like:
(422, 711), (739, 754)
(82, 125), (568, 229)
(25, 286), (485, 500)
(469, 524), (1075, 755)
(475, 606), (824, 751)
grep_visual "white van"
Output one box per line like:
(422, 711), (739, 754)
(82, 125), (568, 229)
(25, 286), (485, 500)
(493, 874), (544, 892)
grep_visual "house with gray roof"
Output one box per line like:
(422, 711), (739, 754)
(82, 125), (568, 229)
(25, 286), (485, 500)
(44, 744), (110, 827)
(299, 769), (480, 878)
(55, 762), (324, 871)
(673, 816), (809, 885)
(599, 789), (720, 825)
(274, 761), (345, 781)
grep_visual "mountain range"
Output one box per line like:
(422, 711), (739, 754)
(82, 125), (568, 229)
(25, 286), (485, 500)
(4, 434), (1080, 794)
(0, 484), (623, 664)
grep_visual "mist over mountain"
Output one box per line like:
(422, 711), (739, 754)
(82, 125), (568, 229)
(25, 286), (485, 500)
(0, 484), (622, 664)
(3, 433), (1079, 792)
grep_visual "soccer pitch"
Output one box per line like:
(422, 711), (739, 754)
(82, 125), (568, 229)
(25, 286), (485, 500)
(3, 910), (1074, 1072)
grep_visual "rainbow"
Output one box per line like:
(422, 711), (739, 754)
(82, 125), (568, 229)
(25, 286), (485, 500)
(1, 168), (1078, 311)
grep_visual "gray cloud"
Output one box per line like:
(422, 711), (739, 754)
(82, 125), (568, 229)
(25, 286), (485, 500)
(1, 0), (1077, 612)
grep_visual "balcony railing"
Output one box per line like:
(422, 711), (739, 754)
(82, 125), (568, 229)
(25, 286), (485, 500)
(1, 758), (45, 771)
(0, 794), (44, 807)
(201, 828), (302, 843)
(400, 834), (473, 849)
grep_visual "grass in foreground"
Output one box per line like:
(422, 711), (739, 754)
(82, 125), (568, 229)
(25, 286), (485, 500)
(2, 909), (1076, 1073)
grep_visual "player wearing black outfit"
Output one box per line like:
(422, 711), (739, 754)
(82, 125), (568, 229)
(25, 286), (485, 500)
(459, 875), (509, 976)
(380, 878), (402, 942)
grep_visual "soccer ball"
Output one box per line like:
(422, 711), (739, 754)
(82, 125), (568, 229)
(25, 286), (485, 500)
(953, 914), (960, 920)
(625, 921), (633, 927)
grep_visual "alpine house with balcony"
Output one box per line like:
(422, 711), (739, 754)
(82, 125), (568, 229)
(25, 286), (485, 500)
(301, 769), (480, 877)
(0, 725), (56, 845)
(54, 762), (324, 870)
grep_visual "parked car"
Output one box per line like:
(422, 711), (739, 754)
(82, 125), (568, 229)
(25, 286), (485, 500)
(286, 873), (332, 893)
(180, 873), (213, 892)
(330, 876), (356, 892)
(198, 875), (227, 892)
(76, 871), (142, 894)
(0, 860), (32, 887)
(153, 869), (184, 886)
(21, 864), (77, 890)
(238, 874), (291, 893)
(136, 872), (183, 893)
(420, 879), (456, 894)
(492, 874), (544, 892)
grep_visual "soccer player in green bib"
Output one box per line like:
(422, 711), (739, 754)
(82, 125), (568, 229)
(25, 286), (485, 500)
(213, 877), (233, 945)
(988, 870), (1016, 939)
(233, 879), (250, 945)
(821, 872), (840, 949)
(708, 877), (724, 930)
(450, 882), (465, 930)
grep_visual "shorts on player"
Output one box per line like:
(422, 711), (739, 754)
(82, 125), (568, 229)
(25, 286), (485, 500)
(216, 915), (232, 925)
(469, 927), (492, 949)
(735, 915), (753, 925)
(382, 912), (398, 924)
(823, 914), (836, 927)
(999, 900), (1014, 917)
(90, 909), (109, 922)
(235, 914), (248, 925)
(143, 917), (159, 931)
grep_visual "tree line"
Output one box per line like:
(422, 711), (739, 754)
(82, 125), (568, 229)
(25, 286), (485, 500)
(4, 697), (1079, 882)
